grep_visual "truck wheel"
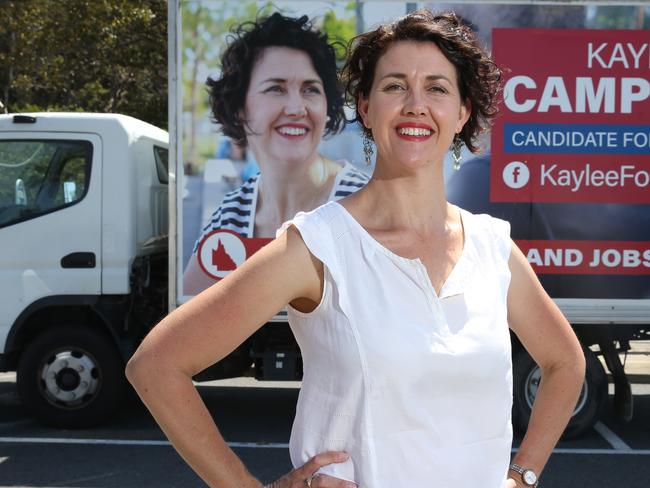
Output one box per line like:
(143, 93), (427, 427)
(512, 346), (607, 439)
(17, 325), (126, 428)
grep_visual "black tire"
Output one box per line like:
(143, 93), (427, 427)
(512, 346), (608, 439)
(17, 325), (126, 428)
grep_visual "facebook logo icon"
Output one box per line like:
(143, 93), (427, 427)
(503, 161), (530, 189)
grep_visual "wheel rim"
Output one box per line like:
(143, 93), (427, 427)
(524, 365), (588, 418)
(39, 349), (101, 409)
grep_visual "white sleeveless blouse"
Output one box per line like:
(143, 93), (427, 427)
(281, 200), (513, 487)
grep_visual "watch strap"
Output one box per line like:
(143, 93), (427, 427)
(509, 463), (539, 487)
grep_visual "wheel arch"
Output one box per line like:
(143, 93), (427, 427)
(5, 295), (130, 370)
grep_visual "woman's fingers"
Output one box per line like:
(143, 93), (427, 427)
(295, 452), (356, 487)
(309, 473), (358, 487)
(266, 452), (356, 488)
(299, 451), (349, 476)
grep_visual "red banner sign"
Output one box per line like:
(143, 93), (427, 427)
(491, 29), (650, 203)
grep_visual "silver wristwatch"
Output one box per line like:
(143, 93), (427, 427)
(509, 463), (539, 487)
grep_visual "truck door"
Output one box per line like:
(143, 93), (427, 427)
(0, 133), (102, 348)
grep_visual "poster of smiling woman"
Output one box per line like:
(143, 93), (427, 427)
(174, 0), (649, 300)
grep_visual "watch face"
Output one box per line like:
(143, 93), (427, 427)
(523, 470), (538, 485)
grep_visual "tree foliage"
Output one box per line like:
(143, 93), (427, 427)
(321, 3), (357, 64)
(0, 0), (167, 129)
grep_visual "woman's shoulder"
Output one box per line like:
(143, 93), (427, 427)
(292, 200), (343, 227)
(460, 207), (512, 261)
(461, 207), (510, 232)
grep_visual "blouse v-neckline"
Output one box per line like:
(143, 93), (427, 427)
(331, 200), (473, 299)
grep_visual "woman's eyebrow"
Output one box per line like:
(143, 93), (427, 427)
(259, 77), (323, 85)
(259, 77), (287, 85)
(379, 73), (452, 83)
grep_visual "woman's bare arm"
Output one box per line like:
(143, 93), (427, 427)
(126, 226), (323, 487)
(505, 240), (585, 483)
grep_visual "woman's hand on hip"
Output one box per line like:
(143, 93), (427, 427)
(506, 477), (524, 488)
(265, 452), (357, 488)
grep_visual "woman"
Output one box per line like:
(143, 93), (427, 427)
(128, 10), (585, 488)
(183, 13), (369, 294)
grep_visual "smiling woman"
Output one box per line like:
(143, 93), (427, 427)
(183, 13), (369, 294)
(128, 9), (585, 488)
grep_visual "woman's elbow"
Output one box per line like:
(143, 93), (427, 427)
(125, 353), (144, 388)
(538, 339), (585, 379)
(125, 345), (193, 394)
(545, 344), (586, 387)
(565, 338), (586, 379)
(573, 350), (587, 392)
(125, 349), (158, 391)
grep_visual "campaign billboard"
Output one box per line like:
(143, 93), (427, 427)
(448, 21), (649, 297)
(176, 1), (650, 302)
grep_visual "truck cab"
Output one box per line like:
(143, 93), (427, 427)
(0, 113), (168, 427)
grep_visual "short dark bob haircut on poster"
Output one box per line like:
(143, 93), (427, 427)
(342, 10), (502, 153)
(207, 12), (345, 144)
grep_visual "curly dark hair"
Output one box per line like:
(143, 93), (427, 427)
(342, 10), (502, 153)
(207, 12), (346, 144)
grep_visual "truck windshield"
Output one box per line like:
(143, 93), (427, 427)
(0, 140), (92, 227)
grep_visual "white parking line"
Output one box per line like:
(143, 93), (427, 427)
(593, 421), (632, 450)
(0, 436), (289, 449)
(1, 437), (650, 454)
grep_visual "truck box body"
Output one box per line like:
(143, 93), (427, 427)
(169, 0), (649, 438)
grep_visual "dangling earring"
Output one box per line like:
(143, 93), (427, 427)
(363, 131), (374, 166)
(452, 134), (463, 171)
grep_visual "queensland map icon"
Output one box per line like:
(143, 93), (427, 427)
(197, 230), (247, 280)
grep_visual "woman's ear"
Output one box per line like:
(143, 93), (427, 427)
(357, 94), (371, 129)
(457, 98), (471, 133)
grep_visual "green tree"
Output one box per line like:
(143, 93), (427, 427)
(0, 0), (167, 128)
(592, 6), (648, 29)
(321, 3), (357, 63)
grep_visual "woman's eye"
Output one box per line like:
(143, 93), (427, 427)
(383, 83), (405, 92)
(304, 85), (322, 95)
(264, 85), (284, 93)
(428, 85), (447, 93)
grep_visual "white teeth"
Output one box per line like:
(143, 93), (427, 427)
(278, 127), (307, 136)
(398, 127), (431, 136)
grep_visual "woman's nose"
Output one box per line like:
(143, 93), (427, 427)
(402, 90), (426, 116)
(284, 89), (307, 117)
